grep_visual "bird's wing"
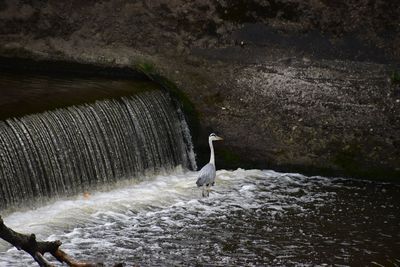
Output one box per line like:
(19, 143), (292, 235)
(196, 163), (216, 187)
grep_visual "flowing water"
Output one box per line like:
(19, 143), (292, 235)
(0, 168), (399, 266)
(0, 74), (195, 210)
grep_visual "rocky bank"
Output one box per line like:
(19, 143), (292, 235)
(0, 0), (399, 180)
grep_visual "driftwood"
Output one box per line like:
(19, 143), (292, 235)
(0, 215), (121, 267)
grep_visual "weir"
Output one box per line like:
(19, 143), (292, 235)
(0, 75), (196, 210)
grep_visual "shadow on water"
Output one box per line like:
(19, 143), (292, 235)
(0, 58), (158, 120)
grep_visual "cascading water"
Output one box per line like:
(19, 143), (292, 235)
(0, 89), (196, 210)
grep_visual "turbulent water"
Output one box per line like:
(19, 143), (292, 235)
(0, 168), (398, 266)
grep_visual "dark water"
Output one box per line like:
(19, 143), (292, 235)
(0, 73), (156, 120)
(1, 169), (398, 266)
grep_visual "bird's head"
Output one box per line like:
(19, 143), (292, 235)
(209, 133), (223, 142)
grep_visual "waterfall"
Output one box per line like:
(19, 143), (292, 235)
(0, 90), (196, 210)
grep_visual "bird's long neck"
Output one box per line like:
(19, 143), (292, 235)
(209, 139), (215, 165)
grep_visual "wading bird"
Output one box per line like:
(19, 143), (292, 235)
(196, 133), (223, 197)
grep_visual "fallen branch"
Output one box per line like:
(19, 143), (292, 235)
(0, 215), (105, 267)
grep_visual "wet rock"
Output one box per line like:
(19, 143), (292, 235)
(0, 0), (399, 180)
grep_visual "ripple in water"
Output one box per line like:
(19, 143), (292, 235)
(0, 168), (399, 266)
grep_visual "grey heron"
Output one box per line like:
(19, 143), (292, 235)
(196, 133), (223, 197)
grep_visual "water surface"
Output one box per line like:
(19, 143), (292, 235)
(0, 73), (157, 120)
(0, 169), (399, 266)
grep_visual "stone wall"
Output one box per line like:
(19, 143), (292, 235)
(0, 0), (399, 180)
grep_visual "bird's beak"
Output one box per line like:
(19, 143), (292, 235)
(216, 136), (224, 141)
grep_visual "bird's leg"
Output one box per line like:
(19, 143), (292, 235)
(202, 185), (206, 197)
(207, 186), (211, 197)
